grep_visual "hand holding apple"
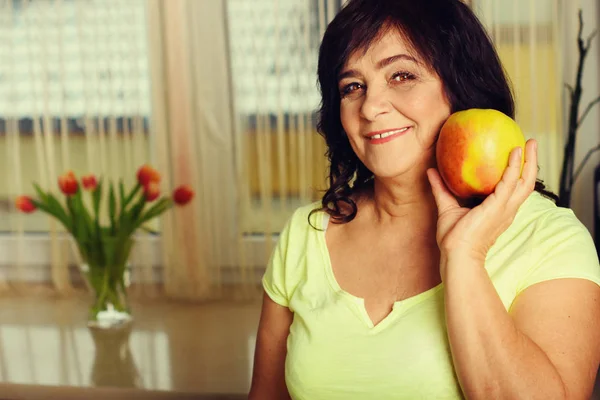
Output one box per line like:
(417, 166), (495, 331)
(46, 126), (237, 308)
(427, 138), (538, 263)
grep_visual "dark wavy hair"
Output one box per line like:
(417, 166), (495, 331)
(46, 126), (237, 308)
(311, 0), (558, 225)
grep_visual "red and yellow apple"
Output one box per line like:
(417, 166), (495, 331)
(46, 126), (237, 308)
(435, 109), (525, 199)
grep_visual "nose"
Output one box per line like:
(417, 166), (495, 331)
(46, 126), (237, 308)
(359, 87), (392, 121)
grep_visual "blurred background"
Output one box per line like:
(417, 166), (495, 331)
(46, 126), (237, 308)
(0, 0), (598, 398)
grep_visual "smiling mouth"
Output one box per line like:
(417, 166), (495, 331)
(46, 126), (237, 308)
(367, 127), (411, 140)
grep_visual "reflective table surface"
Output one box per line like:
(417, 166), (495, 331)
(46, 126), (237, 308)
(0, 291), (260, 398)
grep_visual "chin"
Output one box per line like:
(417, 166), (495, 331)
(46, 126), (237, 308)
(368, 166), (410, 181)
(368, 158), (430, 181)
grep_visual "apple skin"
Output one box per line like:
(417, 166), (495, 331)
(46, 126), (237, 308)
(435, 109), (526, 199)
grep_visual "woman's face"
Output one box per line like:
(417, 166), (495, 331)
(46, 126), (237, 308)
(338, 29), (451, 180)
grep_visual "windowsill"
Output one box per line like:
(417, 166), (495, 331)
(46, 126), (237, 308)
(0, 234), (268, 284)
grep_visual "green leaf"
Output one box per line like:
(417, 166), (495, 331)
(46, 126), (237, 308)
(122, 183), (142, 212)
(30, 199), (71, 232)
(45, 194), (73, 232)
(138, 225), (159, 234)
(75, 189), (94, 245)
(92, 179), (103, 219)
(108, 183), (117, 234)
(91, 179), (103, 244)
(120, 195), (147, 237)
(28, 183), (73, 233)
(119, 180), (126, 209)
(117, 180), (127, 229)
(130, 198), (146, 222)
(103, 237), (118, 266)
(135, 198), (172, 230)
(32, 183), (50, 204)
(66, 196), (83, 242)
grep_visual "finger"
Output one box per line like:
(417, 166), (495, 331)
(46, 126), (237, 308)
(516, 139), (538, 197)
(427, 168), (460, 214)
(493, 146), (523, 202)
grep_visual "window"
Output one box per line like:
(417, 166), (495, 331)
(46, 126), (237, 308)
(226, 0), (340, 235)
(0, 0), (152, 232)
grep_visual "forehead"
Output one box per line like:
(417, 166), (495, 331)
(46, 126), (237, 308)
(343, 28), (422, 69)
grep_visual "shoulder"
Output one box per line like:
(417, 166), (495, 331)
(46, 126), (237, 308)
(270, 201), (326, 266)
(262, 201), (326, 307)
(515, 192), (593, 244)
(486, 192), (600, 307)
(279, 201), (326, 242)
(501, 192), (590, 243)
(292, 201), (325, 227)
(512, 192), (600, 290)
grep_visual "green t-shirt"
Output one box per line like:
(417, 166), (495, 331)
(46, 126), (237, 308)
(262, 192), (600, 399)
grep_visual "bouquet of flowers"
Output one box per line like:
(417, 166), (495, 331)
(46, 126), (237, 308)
(15, 165), (194, 327)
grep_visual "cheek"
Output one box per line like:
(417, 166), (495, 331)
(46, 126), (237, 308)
(432, 84), (452, 119)
(405, 88), (449, 116)
(429, 98), (451, 126)
(433, 101), (452, 134)
(417, 90), (451, 126)
(407, 91), (451, 146)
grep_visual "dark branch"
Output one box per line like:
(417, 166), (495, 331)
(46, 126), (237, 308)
(577, 95), (600, 127)
(559, 9), (598, 206)
(578, 10), (585, 52)
(565, 83), (574, 98)
(573, 143), (600, 183)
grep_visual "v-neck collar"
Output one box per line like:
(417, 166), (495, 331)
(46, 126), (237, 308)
(318, 212), (444, 331)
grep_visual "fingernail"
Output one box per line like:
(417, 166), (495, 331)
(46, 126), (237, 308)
(517, 147), (522, 158)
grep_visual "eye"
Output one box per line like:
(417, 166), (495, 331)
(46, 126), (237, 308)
(340, 82), (363, 97)
(391, 71), (416, 83)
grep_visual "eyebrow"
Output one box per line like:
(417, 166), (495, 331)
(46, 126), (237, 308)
(337, 54), (419, 81)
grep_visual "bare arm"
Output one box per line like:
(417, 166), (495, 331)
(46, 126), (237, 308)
(511, 278), (600, 399)
(428, 140), (600, 398)
(443, 253), (600, 399)
(249, 291), (293, 400)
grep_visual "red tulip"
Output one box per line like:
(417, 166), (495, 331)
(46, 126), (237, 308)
(137, 165), (161, 186)
(15, 196), (36, 213)
(144, 182), (160, 202)
(58, 171), (78, 195)
(173, 185), (194, 205)
(81, 174), (98, 191)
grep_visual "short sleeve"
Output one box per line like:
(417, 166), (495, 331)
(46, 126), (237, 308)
(517, 208), (600, 293)
(262, 216), (293, 307)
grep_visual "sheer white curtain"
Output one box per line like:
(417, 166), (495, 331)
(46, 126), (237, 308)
(226, 0), (334, 262)
(146, 0), (337, 300)
(146, 0), (240, 300)
(472, 0), (564, 191)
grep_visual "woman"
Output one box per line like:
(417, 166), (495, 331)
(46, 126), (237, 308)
(250, 0), (600, 398)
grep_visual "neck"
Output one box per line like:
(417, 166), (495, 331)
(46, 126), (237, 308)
(364, 156), (438, 228)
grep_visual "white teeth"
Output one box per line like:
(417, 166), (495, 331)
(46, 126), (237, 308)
(369, 127), (409, 140)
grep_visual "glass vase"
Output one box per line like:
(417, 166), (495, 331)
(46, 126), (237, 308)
(77, 236), (135, 329)
(88, 322), (141, 388)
